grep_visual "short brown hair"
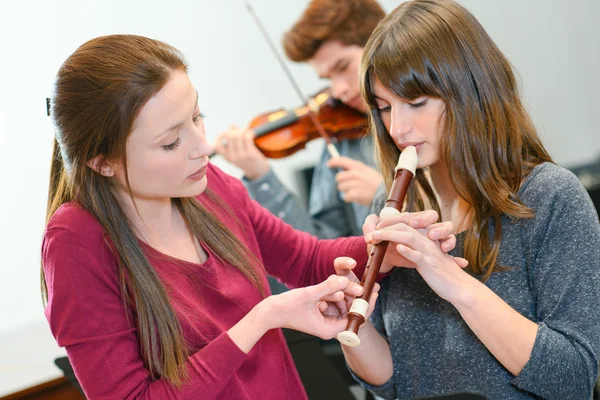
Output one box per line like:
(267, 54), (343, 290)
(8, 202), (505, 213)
(282, 0), (385, 62)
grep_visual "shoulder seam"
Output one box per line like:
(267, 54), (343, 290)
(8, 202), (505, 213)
(45, 226), (106, 260)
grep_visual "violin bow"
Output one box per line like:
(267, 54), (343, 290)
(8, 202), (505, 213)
(244, 1), (341, 158)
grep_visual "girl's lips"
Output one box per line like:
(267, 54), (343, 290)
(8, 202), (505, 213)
(188, 165), (207, 181)
(400, 143), (424, 152)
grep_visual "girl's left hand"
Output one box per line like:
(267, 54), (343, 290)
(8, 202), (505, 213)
(364, 210), (469, 273)
(372, 223), (471, 302)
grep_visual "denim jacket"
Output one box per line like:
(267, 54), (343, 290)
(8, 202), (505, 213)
(243, 137), (377, 239)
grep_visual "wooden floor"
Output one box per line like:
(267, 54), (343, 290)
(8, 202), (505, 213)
(0, 377), (85, 400)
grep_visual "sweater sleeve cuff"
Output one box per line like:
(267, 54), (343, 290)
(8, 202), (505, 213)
(242, 170), (281, 200)
(348, 366), (396, 399)
(188, 332), (248, 381)
(511, 322), (545, 387)
(345, 237), (370, 280)
(510, 322), (596, 399)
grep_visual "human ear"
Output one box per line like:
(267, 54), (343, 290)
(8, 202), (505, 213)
(86, 155), (115, 177)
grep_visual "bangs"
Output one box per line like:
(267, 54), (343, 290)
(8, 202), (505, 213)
(363, 15), (445, 108)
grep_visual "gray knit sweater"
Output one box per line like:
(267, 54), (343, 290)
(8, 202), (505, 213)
(352, 163), (600, 399)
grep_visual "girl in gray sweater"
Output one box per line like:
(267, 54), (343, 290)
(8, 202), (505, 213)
(336, 0), (600, 398)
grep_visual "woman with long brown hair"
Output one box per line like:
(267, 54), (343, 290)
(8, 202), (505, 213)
(334, 0), (600, 398)
(41, 34), (460, 399)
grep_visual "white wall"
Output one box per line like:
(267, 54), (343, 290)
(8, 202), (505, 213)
(463, 0), (600, 167)
(0, 0), (598, 392)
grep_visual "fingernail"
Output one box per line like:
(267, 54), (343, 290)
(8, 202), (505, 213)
(372, 231), (381, 239)
(346, 259), (356, 266)
(337, 277), (347, 285)
(430, 231), (439, 240)
(354, 286), (363, 295)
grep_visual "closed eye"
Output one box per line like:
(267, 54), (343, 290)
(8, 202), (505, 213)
(409, 99), (427, 108)
(162, 137), (181, 151)
(337, 62), (349, 72)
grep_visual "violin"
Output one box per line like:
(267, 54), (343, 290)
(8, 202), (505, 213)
(209, 3), (368, 160)
(248, 88), (368, 159)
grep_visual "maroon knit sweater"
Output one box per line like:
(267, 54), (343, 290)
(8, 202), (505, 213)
(42, 164), (367, 399)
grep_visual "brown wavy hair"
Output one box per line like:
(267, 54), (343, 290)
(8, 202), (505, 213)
(360, 0), (553, 281)
(282, 0), (385, 62)
(43, 34), (263, 386)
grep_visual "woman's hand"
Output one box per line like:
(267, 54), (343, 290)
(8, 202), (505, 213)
(214, 126), (270, 180)
(373, 222), (470, 302)
(261, 275), (378, 340)
(332, 257), (380, 322)
(362, 210), (468, 273)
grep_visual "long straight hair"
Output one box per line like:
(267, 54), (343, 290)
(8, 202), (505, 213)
(361, 0), (553, 280)
(43, 34), (264, 386)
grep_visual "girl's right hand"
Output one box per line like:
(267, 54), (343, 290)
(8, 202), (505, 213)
(261, 275), (378, 340)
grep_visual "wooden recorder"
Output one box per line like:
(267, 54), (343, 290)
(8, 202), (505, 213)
(337, 146), (418, 347)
